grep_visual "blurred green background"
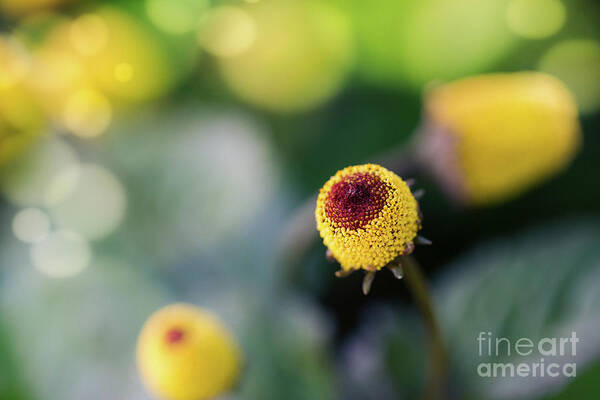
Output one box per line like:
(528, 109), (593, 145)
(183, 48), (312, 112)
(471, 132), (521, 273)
(0, 0), (599, 399)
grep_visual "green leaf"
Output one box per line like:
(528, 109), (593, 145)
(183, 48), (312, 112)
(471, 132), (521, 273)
(436, 218), (600, 399)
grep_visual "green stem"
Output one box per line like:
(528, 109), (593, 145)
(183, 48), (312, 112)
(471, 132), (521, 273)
(400, 255), (447, 400)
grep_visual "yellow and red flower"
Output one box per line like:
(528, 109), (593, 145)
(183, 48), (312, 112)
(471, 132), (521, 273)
(137, 303), (241, 400)
(315, 164), (421, 272)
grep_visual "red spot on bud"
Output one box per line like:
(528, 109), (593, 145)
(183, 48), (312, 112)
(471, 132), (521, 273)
(325, 172), (389, 230)
(165, 328), (185, 344)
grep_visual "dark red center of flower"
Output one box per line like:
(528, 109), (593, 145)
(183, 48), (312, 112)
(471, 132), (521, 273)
(325, 172), (389, 230)
(165, 327), (185, 344)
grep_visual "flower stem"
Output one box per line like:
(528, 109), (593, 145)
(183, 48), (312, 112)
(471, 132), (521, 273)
(400, 255), (447, 400)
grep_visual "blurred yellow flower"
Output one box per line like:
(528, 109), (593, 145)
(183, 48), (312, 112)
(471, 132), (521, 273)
(27, 25), (108, 138)
(76, 8), (175, 104)
(0, 37), (45, 166)
(316, 164), (421, 272)
(30, 8), (174, 105)
(421, 72), (581, 206)
(137, 303), (241, 400)
(23, 8), (177, 137)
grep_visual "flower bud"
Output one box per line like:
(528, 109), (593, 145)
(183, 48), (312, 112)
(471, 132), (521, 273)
(315, 164), (421, 271)
(420, 72), (581, 205)
(137, 303), (241, 400)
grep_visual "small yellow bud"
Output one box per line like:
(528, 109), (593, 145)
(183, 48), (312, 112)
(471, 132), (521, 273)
(421, 72), (581, 205)
(137, 303), (241, 400)
(315, 164), (421, 271)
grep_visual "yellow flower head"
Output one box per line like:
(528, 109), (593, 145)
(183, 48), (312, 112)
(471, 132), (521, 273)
(315, 164), (421, 271)
(422, 72), (581, 206)
(137, 303), (241, 400)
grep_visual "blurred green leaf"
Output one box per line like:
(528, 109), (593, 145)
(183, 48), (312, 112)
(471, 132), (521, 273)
(436, 218), (600, 399)
(360, 219), (600, 400)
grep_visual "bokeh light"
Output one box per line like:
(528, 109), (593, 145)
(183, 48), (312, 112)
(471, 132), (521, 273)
(0, 37), (29, 89)
(28, 29), (96, 133)
(197, 6), (256, 58)
(538, 39), (600, 114)
(0, 136), (78, 206)
(0, 257), (169, 400)
(506, 0), (566, 39)
(12, 207), (51, 243)
(166, 111), (276, 247)
(46, 164), (127, 241)
(110, 108), (278, 263)
(23, 7), (182, 137)
(62, 88), (112, 138)
(0, 36), (45, 166)
(218, 0), (354, 113)
(29, 45), (87, 98)
(75, 8), (176, 104)
(30, 230), (91, 278)
(146, 0), (209, 35)
(68, 13), (109, 56)
(28, 8), (176, 109)
(351, 0), (516, 89)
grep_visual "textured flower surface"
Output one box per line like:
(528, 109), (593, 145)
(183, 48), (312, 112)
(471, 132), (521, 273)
(137, 303), (241, 400)
(423, 72), (581, 205)
(316, 164), (421, 271)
